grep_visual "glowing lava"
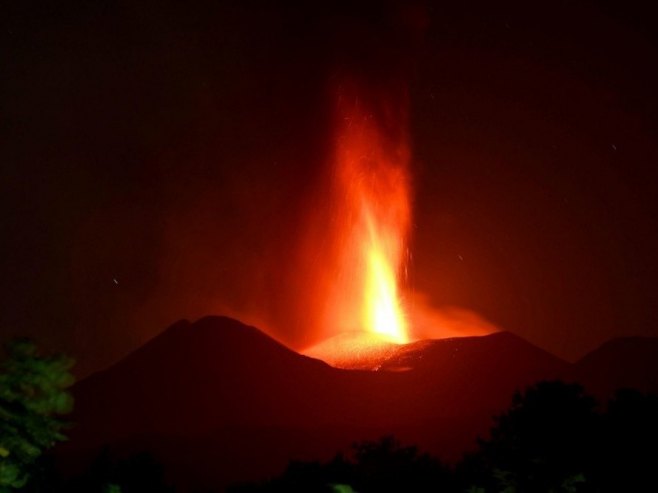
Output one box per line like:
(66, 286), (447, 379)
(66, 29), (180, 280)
(321, 82), (412, 344)
(298, 81), (500, 368)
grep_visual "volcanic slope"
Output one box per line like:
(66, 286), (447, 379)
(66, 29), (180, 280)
(61, 316), (654, 490)
(571, 336), (658, 398)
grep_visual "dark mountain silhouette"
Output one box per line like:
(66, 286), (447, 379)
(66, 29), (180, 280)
(571, 336), (658, 398)
(57, 316), (656, 491)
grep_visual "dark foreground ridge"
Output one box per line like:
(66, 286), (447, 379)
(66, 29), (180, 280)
(57, 316), (658, 491)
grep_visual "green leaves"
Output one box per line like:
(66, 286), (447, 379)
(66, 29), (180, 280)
(0, 339), (75, 491)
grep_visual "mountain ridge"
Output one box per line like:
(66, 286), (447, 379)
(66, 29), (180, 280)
(58, 315), (658, 491)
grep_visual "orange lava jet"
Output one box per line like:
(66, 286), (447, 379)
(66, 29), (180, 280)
(299, 80), (499, 368)
(318, 81), (412, 344)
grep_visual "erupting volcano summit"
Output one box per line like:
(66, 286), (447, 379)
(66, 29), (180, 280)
(312, 79), (412, 349)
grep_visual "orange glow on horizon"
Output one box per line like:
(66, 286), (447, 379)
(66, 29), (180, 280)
(321, 82), (411, 344)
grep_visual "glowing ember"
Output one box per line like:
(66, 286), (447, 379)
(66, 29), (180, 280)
(321, 82), (411, 344)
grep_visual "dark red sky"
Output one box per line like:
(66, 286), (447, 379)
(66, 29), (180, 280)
(3, 0), (658, 376)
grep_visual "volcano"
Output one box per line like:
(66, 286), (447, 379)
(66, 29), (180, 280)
(58, 316), (658, 491)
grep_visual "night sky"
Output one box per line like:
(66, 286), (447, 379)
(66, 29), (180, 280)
(3, 0), (658, 377)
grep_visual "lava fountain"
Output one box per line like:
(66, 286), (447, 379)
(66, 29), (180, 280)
(333, 88), (410, 343)
(303, 79), (412, 353)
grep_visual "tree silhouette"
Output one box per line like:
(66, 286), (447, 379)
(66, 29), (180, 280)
(230, 436), (452, 493)
(349, 436), (452, 493)
(230, 380), (658, 492)
(461, 381), (599, 492)
(598, 388), (658, 492)
(0, 339), (74, 491)
(65, 448), (174, 493)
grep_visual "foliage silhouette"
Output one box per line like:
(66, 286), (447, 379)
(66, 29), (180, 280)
(65, 448), (174, 493)
(229, 435), (453, 493)
(461, 381), (600, 492)
(597, 388), (658, 492)
(234, 380), (658, 493)
(0, 339), (74, 492)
